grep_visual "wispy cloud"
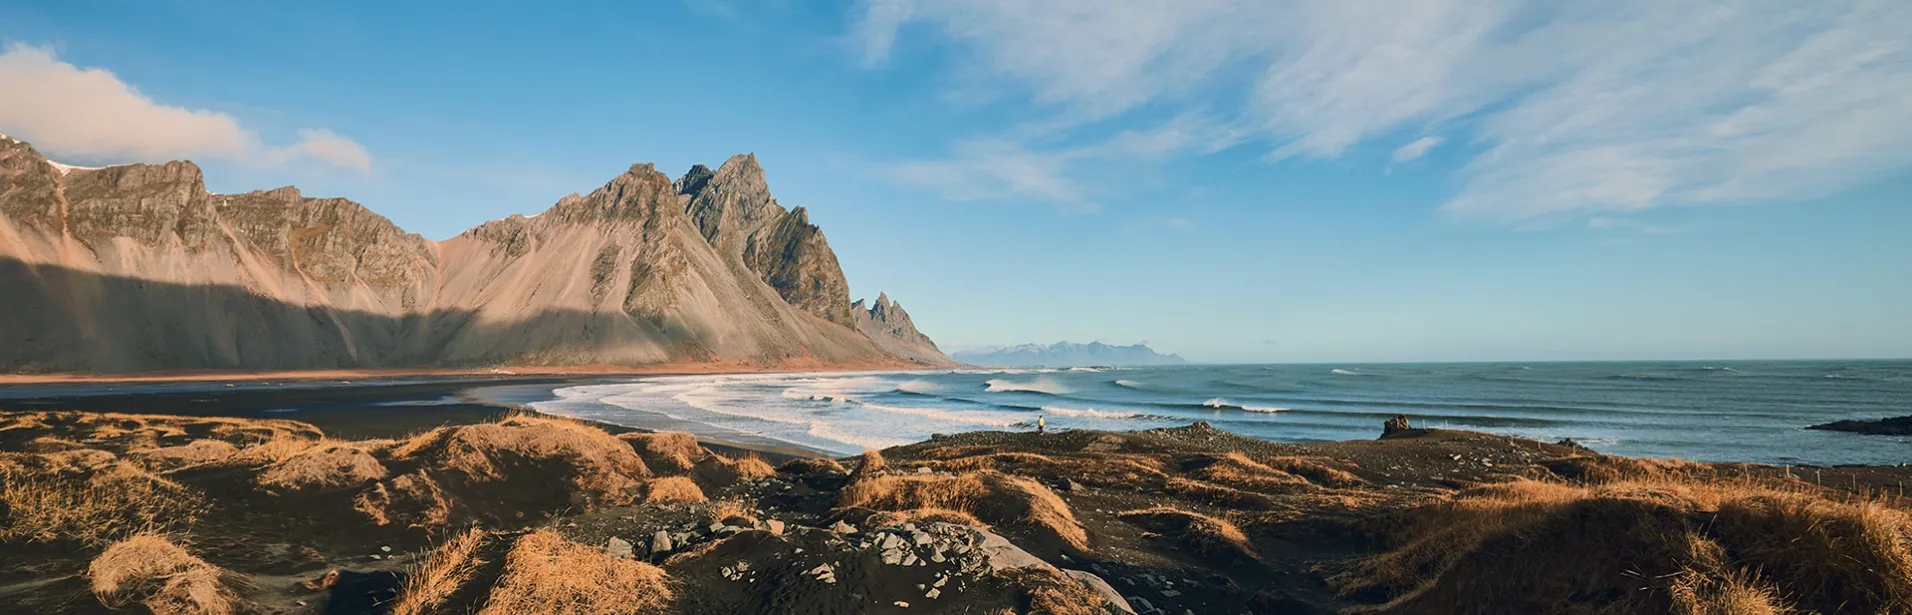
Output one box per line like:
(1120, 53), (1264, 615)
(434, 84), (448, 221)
(857, 1), (1912, 224)
(0, 44), (372, 172)
(1392, 136), (1444, 162)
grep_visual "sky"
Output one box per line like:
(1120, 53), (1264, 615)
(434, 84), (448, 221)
(1, 0), (1908, 363)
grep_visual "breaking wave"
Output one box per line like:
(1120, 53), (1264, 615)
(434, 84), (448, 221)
(984, 377), (1072, 395)
(1041, 406), (1140, 419)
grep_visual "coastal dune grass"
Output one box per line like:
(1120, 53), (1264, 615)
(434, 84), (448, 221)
(838, 470), (1089, 551)
(0, 458), (205, 545)
(390, 527), (490, 615)
(1338, 476), (1912, 614)
(89, 534), (238, 615)
(478, 529), (673, 615)
(1118, 507), (1260, 564)
(646, 476), (707, 503)
(394, 414), (652, 510)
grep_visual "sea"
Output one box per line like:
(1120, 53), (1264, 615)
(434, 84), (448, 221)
(531, 360), (1912, 466)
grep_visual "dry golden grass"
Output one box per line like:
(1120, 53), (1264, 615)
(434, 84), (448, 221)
(25, 436), (87, 452)
(864, 506), (987, 529)
(1185, 453), (1315, 492)
(707, 498), (757, 526)
(390, 527), (489, 615)
(727, 453), (775, 480)
(1118, 507), (1259, 563)
(133, 440), (241, 469)
(839, 470), (1089, 551)
(646, 476), (707, 504)
(89, 534), (236, 615)
(2, 411), (322, 452)
(1541, 454), (1705, 484)
(1164, 478), (1278, 510)
(617, 431), (704, 474)
(1, 460), (204, 545)
(257, 441), (388, 491)
(851, 449), (887, 480)
(1337, 477), (1912, 614)
(356, 471), (455, 528)
(402, 415), (651, 506)
(778, 457), (846, 474)
(924, 451), (1171, 489)
(1259, 455), (1368, 488)
(993, 567), (1106, 615)
(477, 529), (673, 615)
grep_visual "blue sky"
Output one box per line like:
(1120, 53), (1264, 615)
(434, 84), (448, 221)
(2, 0), (1908, 363)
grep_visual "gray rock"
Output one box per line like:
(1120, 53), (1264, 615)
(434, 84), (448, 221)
(831, 520), (858, 534)
(651, 530), (673, 554)
(606, 537), (633, 559)
(1064, 569), (1136, 614)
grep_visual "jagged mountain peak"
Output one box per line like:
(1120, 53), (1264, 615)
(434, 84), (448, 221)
(0, 133), (951, 372)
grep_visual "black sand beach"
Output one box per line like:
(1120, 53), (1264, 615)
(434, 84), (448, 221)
(0, 376), (823, 461)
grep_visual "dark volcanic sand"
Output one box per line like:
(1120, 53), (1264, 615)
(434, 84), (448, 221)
(0, 376), (824, 463)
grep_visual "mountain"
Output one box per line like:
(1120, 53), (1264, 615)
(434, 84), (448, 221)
(0, 134), (950, 372)
(951, 341), (1185, 367)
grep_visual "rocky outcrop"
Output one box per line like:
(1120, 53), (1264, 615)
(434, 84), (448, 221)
(0, 135), (950, 372)
(677, 156), (854, 327)
(1807, 415), (1912, 436)
(851, 293), (950, 364)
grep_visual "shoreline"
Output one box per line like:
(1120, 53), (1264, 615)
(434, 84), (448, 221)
(0, 370), (842, 460)
(0, 358), (942, 386)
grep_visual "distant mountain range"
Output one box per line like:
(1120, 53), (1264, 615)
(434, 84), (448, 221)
(0, 134), (950, 372)
(952, 342), (1185, 367)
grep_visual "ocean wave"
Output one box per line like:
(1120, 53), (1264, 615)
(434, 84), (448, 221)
(1068, 367), (1105, 372)
(1329, 368), (1364, 376)
(779, 389), (856, 403)
(806, 423), (911, 452)
(1041, 406), (1140, 419)
(896, 380), (942, 394)
(860, 403), (1023, 427)
(984, 377), (1072, 395)
(1113, 379), (1144, 389)
(1197, 398), (1288, 413)
(1607, 373), (1688, 382)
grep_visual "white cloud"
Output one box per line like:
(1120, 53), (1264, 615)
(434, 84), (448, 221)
(0, 44), (371, 172)
(1392, 136), (1444, 162)
(858, 0), (1912, 224)
(268, 129), (372, 173)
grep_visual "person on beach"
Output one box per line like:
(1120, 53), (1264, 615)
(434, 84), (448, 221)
(1037, 414), (1046, 434)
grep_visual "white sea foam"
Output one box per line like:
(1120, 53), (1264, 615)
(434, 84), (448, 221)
(984, 377), (1072, 395)
(896, 379), (942, 394)
(1240, 406), (1289, 413)
(807, 422), (911, 451)
(1041, 406), (1138, 419)
(1330, 368), (1361, 376)
(1113, 379), (1144, 389)
(861, 403), (1022, 427)
(1203, 397), (1231, 408)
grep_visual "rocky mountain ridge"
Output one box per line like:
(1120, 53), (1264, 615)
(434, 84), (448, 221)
(0, 134), (949, 372)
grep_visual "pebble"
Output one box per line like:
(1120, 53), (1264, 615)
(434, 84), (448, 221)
(894, 601), (910, 608)
(831, 520), (858, 534)
(766, 519), (785, 535)
(379, 545), (392, 553)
